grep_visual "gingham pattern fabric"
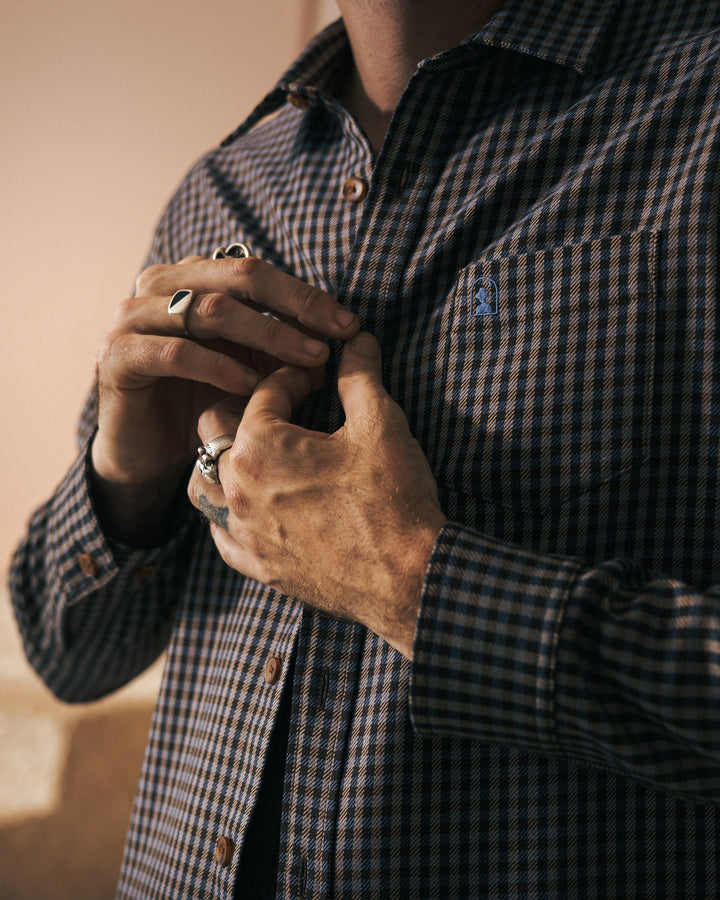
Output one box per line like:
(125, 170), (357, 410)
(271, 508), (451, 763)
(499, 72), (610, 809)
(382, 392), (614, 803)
(10, 0), (720, 896)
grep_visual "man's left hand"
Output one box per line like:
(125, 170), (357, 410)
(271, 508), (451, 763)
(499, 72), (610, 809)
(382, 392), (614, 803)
(187, 331), (447, 659)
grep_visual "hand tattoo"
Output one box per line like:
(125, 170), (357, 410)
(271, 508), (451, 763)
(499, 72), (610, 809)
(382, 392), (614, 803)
(198, 494), (230, 531)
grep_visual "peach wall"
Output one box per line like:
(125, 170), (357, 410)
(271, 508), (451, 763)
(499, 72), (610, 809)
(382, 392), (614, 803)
(1, 2), (338, 896)
(1, 0), (339, 572)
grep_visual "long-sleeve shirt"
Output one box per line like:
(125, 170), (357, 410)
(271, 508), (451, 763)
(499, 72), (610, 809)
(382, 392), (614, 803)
(10, 0), (720, 896)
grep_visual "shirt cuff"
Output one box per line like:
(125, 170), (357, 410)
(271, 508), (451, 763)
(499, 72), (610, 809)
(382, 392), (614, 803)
(409, 521), (580, 756)
(46, 437), (195, 608)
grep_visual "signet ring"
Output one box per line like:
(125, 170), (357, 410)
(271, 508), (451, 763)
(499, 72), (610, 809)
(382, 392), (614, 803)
(168, 289), (196, 336)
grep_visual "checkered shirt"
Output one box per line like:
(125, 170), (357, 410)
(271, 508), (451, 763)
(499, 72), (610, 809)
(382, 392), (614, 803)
(10, 0), (720, 896)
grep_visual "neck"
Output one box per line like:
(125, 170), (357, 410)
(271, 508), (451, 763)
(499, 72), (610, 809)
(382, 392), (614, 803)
(336, 0), (505, 154)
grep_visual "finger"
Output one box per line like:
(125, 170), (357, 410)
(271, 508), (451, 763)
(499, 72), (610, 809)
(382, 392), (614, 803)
(197, 397), (245, 445)
(242, 365), (316, 425)
(104, 332), (260, 394)
(118, 292), (335, 369)
(189, 397), (245, 510)
(337, 332), (389, 427)
(210, 522), (259, 577)
(185, 292), (333, 365)
(140, 256), (360, 339)
(115, 290), (331, 367)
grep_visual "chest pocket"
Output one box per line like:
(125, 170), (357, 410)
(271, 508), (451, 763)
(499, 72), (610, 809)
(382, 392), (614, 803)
(432, 231), (659, 512)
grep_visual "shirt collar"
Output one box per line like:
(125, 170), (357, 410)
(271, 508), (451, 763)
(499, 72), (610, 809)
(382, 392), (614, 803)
(275, 0), (624, 90)
(222, 1), (622, 146)
(468, 0), (625, 76)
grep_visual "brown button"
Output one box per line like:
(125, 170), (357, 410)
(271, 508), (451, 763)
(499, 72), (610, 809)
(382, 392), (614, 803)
(215, 835), (234, 867)
(287, 92), (311, 111)
(342, 176), (367, 203)
(264, 655), (282, 685)
(77, 553), (99, 578)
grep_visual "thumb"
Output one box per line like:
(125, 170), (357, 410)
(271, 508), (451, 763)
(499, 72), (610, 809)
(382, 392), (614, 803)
(338, 331), (388, 424)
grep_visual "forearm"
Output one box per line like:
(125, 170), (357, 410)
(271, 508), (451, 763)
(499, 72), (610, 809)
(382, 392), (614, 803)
(410, 522), (720, 805)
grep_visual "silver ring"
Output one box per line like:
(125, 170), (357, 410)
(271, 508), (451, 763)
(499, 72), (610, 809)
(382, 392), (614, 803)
(196, 433), (235, 485)
(212, 242), (252, 260)
(168, 289), (196, 335)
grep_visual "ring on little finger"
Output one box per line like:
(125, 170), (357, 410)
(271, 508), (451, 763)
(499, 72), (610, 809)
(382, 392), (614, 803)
(196, 433), (235, 485)
(168, 289), (197, 336)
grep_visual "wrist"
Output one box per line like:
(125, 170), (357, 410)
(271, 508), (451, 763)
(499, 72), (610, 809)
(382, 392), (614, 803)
(376, 514), (447, 659)
(89, 435), (191, 547)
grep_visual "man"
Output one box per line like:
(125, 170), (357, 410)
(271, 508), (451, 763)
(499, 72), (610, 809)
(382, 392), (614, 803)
(10, 0), (720, 895)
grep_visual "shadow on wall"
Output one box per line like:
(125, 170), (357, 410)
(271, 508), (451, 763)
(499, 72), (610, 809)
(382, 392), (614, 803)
(0, 705), (153, 900)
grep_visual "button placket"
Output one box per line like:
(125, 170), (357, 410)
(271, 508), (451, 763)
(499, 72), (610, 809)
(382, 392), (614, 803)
(275, 614), (365, 898)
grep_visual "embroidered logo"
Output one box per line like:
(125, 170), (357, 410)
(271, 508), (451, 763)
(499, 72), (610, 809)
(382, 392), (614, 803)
(470, 276), (499, 317)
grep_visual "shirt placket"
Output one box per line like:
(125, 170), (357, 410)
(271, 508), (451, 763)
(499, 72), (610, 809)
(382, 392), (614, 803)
(268, 93), (374, 898)
(276, 610), (367, 898)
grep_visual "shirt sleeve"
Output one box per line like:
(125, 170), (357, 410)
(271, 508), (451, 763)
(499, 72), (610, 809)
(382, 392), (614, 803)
(409, 521), (720, 806)
(8, 432), (198, 702)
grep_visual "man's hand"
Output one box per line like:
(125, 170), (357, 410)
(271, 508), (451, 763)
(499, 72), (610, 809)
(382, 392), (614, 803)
(91, 254), (360, 543)
(187, 332), (447, 659)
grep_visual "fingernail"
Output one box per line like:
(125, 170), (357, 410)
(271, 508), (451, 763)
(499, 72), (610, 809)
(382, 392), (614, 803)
(304, 338), (327, 358)
(335, 309), (357, 329)
(348, 332), (376, 356)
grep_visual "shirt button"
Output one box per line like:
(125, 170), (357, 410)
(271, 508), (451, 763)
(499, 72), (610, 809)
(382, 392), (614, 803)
(342, 176), (368, 203)
(215, 835), (234, 867)
(264, 656), (282, 685)
(287, 92), (311, 111)
(77, 553), (99, 578)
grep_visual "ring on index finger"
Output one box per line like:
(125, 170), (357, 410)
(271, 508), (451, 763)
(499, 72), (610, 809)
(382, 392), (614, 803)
(196, 433), (235, 485)
(168, 289), (197, 336)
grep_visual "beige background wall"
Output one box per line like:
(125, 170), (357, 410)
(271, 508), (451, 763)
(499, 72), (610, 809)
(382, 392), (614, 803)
(1, 1), (338, 896)
(2, 0), (338, 572)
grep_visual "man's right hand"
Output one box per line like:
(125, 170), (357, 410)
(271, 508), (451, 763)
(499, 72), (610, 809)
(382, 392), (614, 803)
(90, 253), (360, 544)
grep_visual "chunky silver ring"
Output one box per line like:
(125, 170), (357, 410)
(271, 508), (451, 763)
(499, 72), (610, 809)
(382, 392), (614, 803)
(168, 289), (196, 335)
(212, 242), (252, 260)
(196, 433), (235, 485)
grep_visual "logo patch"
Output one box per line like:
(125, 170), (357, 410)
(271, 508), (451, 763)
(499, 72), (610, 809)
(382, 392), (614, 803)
(470, 276), (499, 317)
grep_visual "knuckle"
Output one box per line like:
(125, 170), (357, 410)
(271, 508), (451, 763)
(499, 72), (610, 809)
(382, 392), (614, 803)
(134, 262), (167, 295)
(208, 352), (230, 384)
(294, 282), (320, 320)
(257, 312), (283, 343)
(229, 255), (264, 280)
(97, 330), (125, 369)
(197, 408), (216, 438)
(223, 479), (250, 518)
(158, 337), (187, 368)
(194, 291), (229, 327)
(112, 296), (138, 328)
(227, 435), (254, 473)
(186, 476), (199, 506)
